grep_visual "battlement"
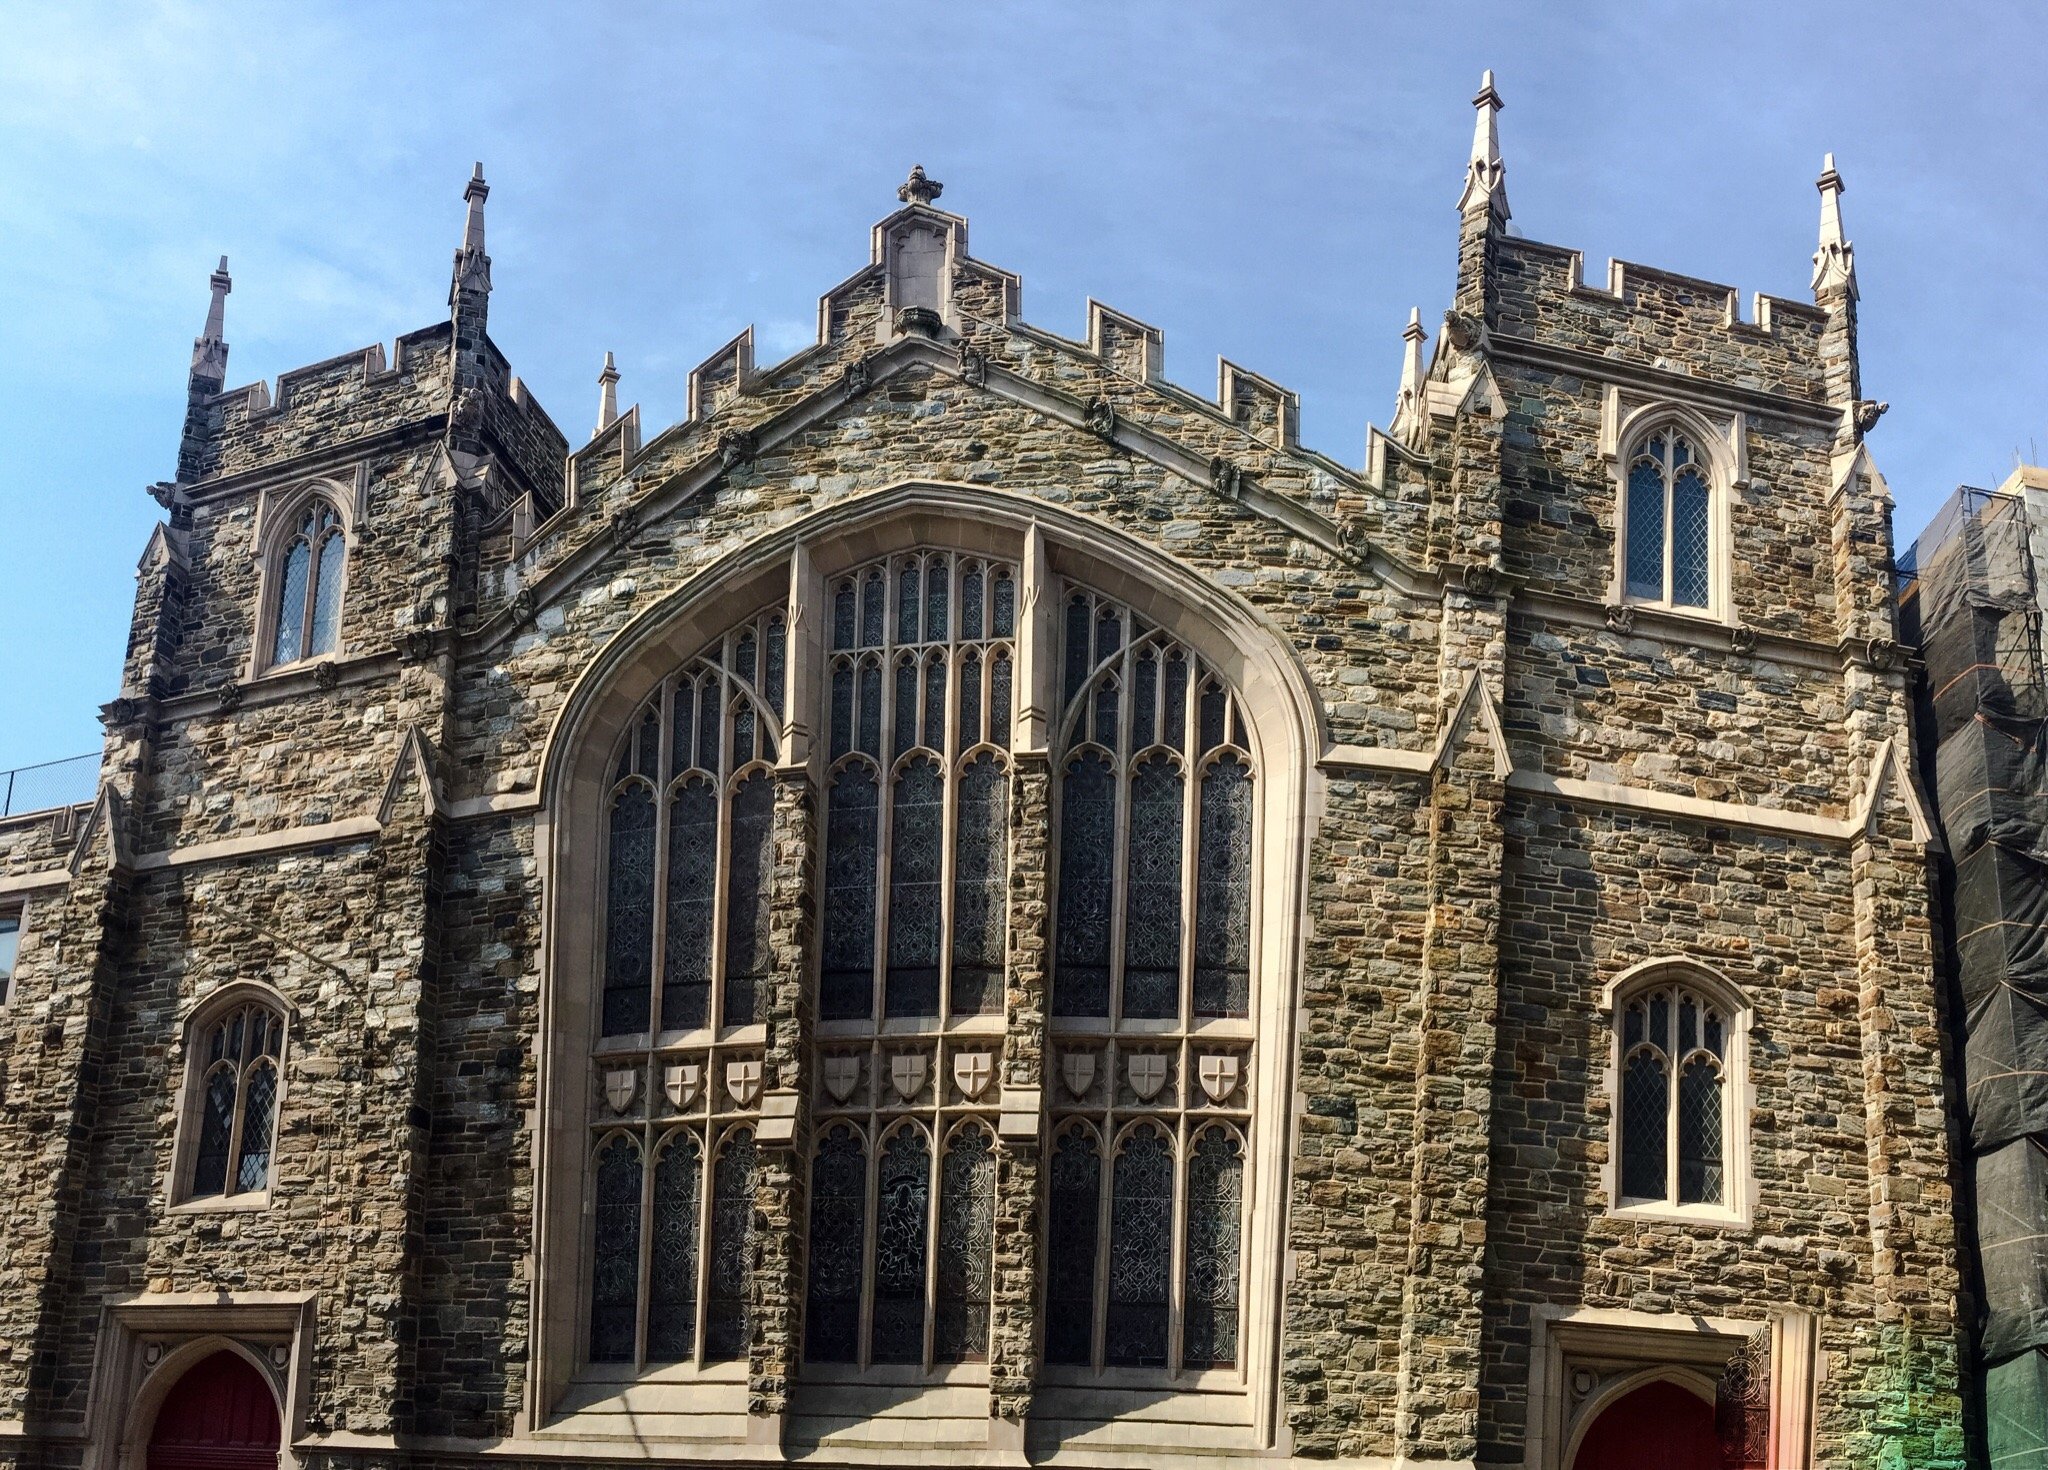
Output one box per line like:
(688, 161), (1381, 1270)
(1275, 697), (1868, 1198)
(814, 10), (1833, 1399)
(1492, 235), (1831, 400)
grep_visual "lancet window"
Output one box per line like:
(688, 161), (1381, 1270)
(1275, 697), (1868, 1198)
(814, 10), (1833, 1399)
(183, 998), (285, 1202)
(270, 501), (347, 666)
(1046, 588), (1255, 1376)
(1616, 978), (1734, 1210)
(1623, 429), (1714, 611)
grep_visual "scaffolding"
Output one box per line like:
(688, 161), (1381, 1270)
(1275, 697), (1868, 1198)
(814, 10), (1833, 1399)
(1902, 484), (2048, 1466)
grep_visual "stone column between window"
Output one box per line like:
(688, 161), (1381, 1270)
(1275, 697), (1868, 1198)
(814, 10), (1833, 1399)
(989, 749), (1052, 1443)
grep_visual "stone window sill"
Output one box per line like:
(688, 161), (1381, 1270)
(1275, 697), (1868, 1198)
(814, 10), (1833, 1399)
(1606, 1199), (1747, 1230)
(168, 1191), (273, 1215)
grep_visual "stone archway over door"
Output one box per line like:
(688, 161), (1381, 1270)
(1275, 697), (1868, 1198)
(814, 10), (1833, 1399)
(147, 1350), (280, 1470)
(1571, 1379), (1717, 1470)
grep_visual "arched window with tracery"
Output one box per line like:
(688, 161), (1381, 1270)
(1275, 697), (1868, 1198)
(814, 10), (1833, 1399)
(1622, 428), (1715, 612)
(269, 500), (346, 667)
(1614, 968), (1745, 1214)
(181, 996), (285, 1202)
(1045, 586), (1256, 1376)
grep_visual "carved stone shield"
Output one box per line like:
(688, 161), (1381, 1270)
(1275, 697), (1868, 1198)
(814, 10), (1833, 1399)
(890, 1052), (929, 1100)
(604, 1068), (638, 1115)
(952, 1050), (994, 1101)
(822, 1054), (860, 1104)
(1197, 1053), (1241, 1105)
(1126, 1053), (1168, 1102)
(1060, 1050), (1096, 1099)
(725, 1058), (762, 1108)
(663, 1062), (702, 1110)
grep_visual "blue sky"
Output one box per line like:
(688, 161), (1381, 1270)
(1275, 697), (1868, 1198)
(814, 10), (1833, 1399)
(2, 0), (2043, 769)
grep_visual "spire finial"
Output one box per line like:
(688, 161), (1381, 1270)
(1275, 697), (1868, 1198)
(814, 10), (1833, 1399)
(462, 163), (489, 253)
(451, 162), (492, 308)
(596, 350), (620, 436)
(1456, 70), (1509, 218)
(190, 255), (232, 383)
(1812, 152), (1856, 298)
(1393, 308), (1429, 444)
(898, 164), (943, 207)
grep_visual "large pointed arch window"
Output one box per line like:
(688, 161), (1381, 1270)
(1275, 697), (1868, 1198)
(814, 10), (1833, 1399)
(1046, 587), (1256, 1376)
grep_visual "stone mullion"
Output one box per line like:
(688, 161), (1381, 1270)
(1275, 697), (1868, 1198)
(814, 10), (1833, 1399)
(747, 768), (817, 1442)
(988, 751), (1052, 1443)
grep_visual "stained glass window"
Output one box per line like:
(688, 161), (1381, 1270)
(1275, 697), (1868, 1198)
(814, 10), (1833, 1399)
(934, 1123), (996, 1362)
(1195, 756), (1254, 1018)
(269, 503), (346, 667)
(1183, 1127), (1243, 1368)
(590, 1135), (643, 1363)
(871, 1126), (932, 1363)
(1123, 756), (1184, 1020)
(821, 765), (880, 1021)
(723, 772), (773, 1027)
(1107, 1126), (1173, 1367)
(805, 1125), (867, 1362)
(602, 783), (657, 1036)
(704, 1129), (756, 1361)
(950, 754), (1008, 1016)
(1054, 754), (1116, 1018)
(1625, 431), (1715, 610)
(886, 758), (944, 1017)
(663, 780), (717, 1031)
(1617, 982), (1734, 1209)
(1621, 1047), (1669, 1201)
(188, 1000), (286, 1201)
(648, 1132), (702, 1362)
(1045, 1128), (1102, 1366)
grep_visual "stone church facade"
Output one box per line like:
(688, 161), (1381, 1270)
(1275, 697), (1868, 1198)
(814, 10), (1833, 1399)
(0, 79), (1969, 1470)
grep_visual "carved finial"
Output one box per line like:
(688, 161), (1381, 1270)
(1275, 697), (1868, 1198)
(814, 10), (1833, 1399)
(898, 164), (943, 207)
(451, 163), (492, 306)
(463, 163), (489, 253)
(596, 351), (620, 436)
(1392, 307), (1428, 443)
(1812, 152), (1856, 298)
(191, 255), (232, 382)
(1456, 70), (1509, 218)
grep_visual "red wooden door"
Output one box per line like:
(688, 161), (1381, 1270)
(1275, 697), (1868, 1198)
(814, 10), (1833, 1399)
(147, 1349), (280, 1470)
(1572, 1379), (1720, 1470)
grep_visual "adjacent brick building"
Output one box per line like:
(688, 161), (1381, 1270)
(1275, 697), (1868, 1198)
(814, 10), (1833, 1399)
(0, 77), (1970, 1470)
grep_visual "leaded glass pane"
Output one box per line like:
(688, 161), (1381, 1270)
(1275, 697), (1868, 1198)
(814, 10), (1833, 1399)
(192, 1065), (236, 1197)
(664, 779), (717, 1030)
(590, 1136), (642, 1364)
(273, 538), (310, 665)
(989, 651), (1012, 750)
(1195, 755), (1254, 1018)
(1095, 606), (1122, 667)
(1199, 682), (1227, 755)
(1621, 1050), (1669, 1201)
(805, 1125), (866, 1362)
(926, 557), (949, 642)
(309, 531), (345, 656)
(958, 652), (982, 749)
(1678, 1056), (1724, 1205)
(1046, 1130), (1101, 1366)
(1163, 652), (1189, 751)
(1182, 1128), (1243, 1369)
(696, 678), (721, 772)
(1649, 990), (1670, 1046)
(1133, 652), (1158, 750)
(820, 766), (879, 1021)
(861, 570), (886, 647)
(833, 582), (856, 650)
(731, 700), (756, 769)
(602, 783), (656, 1035)
(723, 773), (773, 1027)
(1672, 466), (1711, 607)
(1093, 679), (1119, 752)
(1054, 754), (1116, 1017)
(991, 571), (1015, 638)
(871, 1126), (932, 1363)
(734, 630), (758, 690)
(1679, 995), (1699, 1055)
(1624, 999), (1645, 1049)
(961, 566), (984, 640)
(1704, 1009), (1725, 1059)
(765, 617), (786, 719)
(637, 704), (662, 782)
(671, 684), (697, 778)
(1123, 755), (1184, 1020)
(1626, 459), (1666, 601)
(704, 1131), (755, 1361)
(950, 754), (1008, 1016)
(648, 1133), (702, 1362)
(886, 758), (944, 1017)
(235, 1060), (276, 1193)
(898, 561), (922, 644)
(922, 657), (947, 753)
(1106, 1128), (1172, 1367)
(858, 660), (883, 757)
(894, 659), (919, 760)
(1064, 596), (1093, 705)
(830, 662), (854, 761)
(934, 1125), (996, 1362)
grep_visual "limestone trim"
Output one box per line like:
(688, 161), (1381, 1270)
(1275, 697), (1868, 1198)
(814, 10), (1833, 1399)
(0, 866), (71, 896)
(79, 1290), (314, 1470)
(1606, 403), (1737, 625)
(1488, 330), (1839, 430)
(130, 816), (383, 872)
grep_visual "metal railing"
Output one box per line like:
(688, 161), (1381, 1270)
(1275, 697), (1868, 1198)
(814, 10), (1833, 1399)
(0, 753), (99, 818)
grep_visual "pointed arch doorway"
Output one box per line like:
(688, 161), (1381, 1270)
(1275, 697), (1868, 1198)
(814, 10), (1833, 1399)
(1568, 1378), (1718, 1470)
(146, 1349), (280, 1470)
